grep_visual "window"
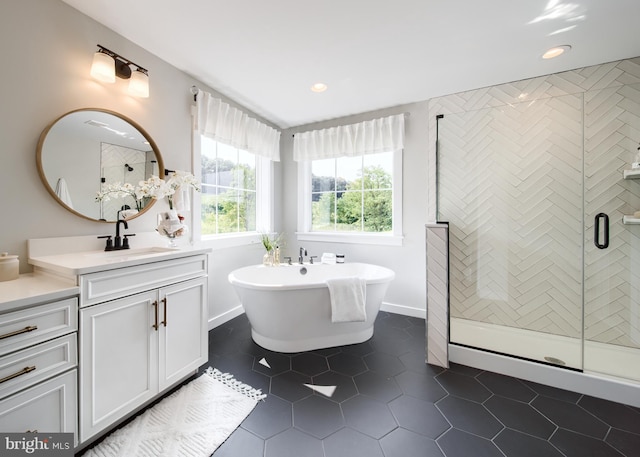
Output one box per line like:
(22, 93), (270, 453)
(311, 152), (393, 232)
(298, 149), (403, 245)
(193, 91), (280, 246)
(196, 135), (273, 245)
(294, 114), (405, 245)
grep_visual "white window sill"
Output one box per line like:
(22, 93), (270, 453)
(296, 232), (403, 246)
(200, 233), (262, 250)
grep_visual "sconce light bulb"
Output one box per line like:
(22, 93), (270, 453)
(129, 69), (149, 98)
(90, 51), (116, 83)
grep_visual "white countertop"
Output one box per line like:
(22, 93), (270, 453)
(29, 245), (212, 277)
(28, 233), (212, 277)
(0, 273), (79, 314)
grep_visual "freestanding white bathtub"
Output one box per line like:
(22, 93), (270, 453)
(228, 262), (395, 353)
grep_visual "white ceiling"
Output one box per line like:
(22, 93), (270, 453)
(61, 0), (640, 129)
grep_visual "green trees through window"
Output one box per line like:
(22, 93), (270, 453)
(311, 157), (393, 233)
(200, 139), (257, 235)
(199, 138), (394, 237)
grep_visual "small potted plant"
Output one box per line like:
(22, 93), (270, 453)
(260, 232), (282, 266)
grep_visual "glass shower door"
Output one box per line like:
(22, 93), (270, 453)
(583, 82), (640, 382)
(438, 93), (585, 370)
(439, 81), (640, 384)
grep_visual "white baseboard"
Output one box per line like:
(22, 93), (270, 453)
(208, 305), (245, 330)
(380, 302), (425, 319)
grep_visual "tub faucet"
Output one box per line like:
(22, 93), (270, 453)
(299, 247), (307, 264)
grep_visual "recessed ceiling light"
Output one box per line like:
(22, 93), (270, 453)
(542, 45), (572, 59)
(311, 82), (328, 93)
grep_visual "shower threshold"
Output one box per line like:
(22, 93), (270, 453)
(450, 318), (640, 382)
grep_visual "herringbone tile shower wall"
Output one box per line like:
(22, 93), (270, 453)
(100, 143), (148, 219)
(428, 57), (640, 347)
(438, 95), (584, 338)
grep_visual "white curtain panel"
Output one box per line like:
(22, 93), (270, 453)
(293, 113), (405, 161)
(195, 91), (281, 161)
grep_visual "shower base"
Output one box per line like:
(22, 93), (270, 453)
(449, 318), (640, 406)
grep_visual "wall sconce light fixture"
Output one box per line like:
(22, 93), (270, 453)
(90, 45), (149, 98)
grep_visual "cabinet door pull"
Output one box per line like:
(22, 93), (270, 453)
(0, 366), (36, 384)
(161, 297), (168, 327)
(152, 300), (159, 331)
(0, 325), (38, 340)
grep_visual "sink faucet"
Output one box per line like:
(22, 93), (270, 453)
(98, 219), (135, 251)
(299, 247), (307, 264)
(114, 220), (128, 249)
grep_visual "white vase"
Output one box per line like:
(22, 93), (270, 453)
(262, 251), (273, 266)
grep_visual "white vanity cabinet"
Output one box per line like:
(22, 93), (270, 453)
(78, 254), (208, 443)
(0, 275), (79, 442)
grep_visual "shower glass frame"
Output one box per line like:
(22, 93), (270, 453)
(437, 83), (640, 383)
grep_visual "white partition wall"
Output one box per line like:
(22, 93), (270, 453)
(425, 223), (449, 368)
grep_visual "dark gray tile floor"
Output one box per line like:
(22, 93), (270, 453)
(207, 312), (640, 457)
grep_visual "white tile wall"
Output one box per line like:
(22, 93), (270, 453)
(428, 57), (640, 349)
(100, 143), (147, 220)
(426, 223), (449, 368)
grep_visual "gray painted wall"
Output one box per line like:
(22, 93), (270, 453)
(0, 0), (279, 325)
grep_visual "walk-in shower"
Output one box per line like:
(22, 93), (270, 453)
(436, 78), (640, 386)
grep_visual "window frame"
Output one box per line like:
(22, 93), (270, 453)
(296, 149), (403, 246)
(192, 132), (274, 249)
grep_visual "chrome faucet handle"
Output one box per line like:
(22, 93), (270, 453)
(309, 256), (318, 264)
(284, 256), (292, 265)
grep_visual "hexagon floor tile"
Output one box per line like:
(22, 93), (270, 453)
(210, 312), (640, 457)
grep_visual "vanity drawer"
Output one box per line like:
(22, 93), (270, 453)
(0, 369), (77, 441)
(80, 254), (207, 307)
(0, 297), (78, 356)
(0, 333), (77, 400)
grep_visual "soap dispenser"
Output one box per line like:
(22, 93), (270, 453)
(274, 246), (280, 266)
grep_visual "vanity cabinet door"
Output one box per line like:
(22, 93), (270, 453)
(158, 277), (207, 390)
(0, 370), (77, 441)
(79, 290), (158, 443)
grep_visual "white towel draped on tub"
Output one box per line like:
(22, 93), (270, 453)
(326, 277), (367, 323)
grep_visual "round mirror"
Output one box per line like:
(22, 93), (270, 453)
(37, 109), (164, 222)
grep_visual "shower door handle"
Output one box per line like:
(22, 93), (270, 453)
(594, 213), (609, 249)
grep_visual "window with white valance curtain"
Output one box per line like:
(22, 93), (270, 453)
(195, 90), (281, 161)
(294, 114), (405, 245)
(293, 113), (404, 161)
(193, 90), (280, 246)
